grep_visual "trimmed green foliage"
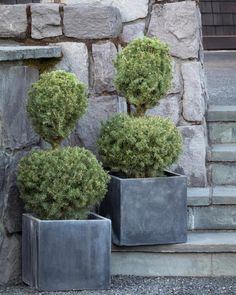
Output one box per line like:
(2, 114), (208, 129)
(27, 70), (87, 149)
(97, 114), (182, 178)
(17, 147), (110, 220)
(114, 37), (172, 116)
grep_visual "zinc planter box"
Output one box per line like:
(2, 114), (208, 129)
(100, 172), (187, 246)
(22, 213), (111, 291)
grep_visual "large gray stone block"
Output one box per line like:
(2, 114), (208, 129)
(75, 95), (121, 154)
(0, 5), (27, 38)
(182, 62), (205, 122)
(0, 66), (40, 150)
(0, 233), (21, 285)
(175, 125), (207, 187)
(209, 122), (236, 144)
(121, 20), (145, 43)
(92, 42), (117, 94)
(64, 4), (122, 39)
(147, 1), (201, 59)
(31, 4), (62, 39)
(54, 42), (89, 87)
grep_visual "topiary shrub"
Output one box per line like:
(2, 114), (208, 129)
(27, 70), (87, 149)
(17, 147), (110, 220)
(18, 70), (110, 220)
(97, 114), (182, 178)
(114, 37), (172, 116)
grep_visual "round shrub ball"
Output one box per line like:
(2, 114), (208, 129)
(97, 114), (182, 178)
(27, 70), (87, 148)
(17, 147), (110, 220)
(114, 37), (172, 116)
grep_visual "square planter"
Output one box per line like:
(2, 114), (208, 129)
(22, 213), (111, 291)
(100, 171), (187, 246)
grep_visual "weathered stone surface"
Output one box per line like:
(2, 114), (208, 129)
(75, 96), (120, 153)
(0, 66), (40, 150)
(64, 4), (122, 39)
(147, 2), (201, 59)
(212, 163), (236, 185)
(147, 95), (181, 125)
(209, 122), (236, 144)
(207, 105), (236, 122)
(43, 0), (149, 22)
(0, 152), (10, 221)
(0, 46), (62, 61)
(182, 62), (205, 122)
(121, 20), (145, 43)
(92, 42), (117, 94)
(54, 42), (89, 87)
(0, 5), (27, 38)
(187, 187), (210, 206)
(168, 59), (182, 95)
(31, 4), (62, 39)
(0, 233), (21, 285)
(174, 125), (207, 187)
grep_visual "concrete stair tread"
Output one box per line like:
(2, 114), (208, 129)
(207, 105), (236, 122)
(210, 143), (236, 162)
(0, 45), (62, 61)
(213, 186), (236, 204)
(112, 231), (236, 253)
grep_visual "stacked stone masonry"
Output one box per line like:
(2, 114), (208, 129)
(0, 0), (207, 285)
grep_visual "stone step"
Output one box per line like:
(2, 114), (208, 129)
(207, 105), (236, 122)
(187, 187), (236, 230)
(111, 231), (236, 276)
(210, 144), (236, 162)
(208, 122), (236, 144)
(212, 163), (236, 185)
(0, 45), (62, 61)
(204, 51), (236, 106)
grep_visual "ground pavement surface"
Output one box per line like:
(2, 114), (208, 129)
(0, 276), (236, 295)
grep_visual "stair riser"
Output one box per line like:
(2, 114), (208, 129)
(212, 164), (236, 185)
(112, 252), (236, 276)
(188, 206), (236, 230)
(209, 122), (236, 144)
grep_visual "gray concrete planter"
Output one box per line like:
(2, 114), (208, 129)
(100, 172), (187, 246)
(22, 213), (111, 291)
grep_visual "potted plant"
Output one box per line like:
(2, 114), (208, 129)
(17, 70), (111, 291)
(97, 37), (187, 246)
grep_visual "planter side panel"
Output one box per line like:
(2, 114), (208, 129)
(38, 220), (111, 291)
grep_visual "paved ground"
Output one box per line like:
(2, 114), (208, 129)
(0, 276), (236, 295)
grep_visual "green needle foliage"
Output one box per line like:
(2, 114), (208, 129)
(17, 148), (110, 220)
(114, 37), (172, 116)
(18, 70), (110, 220)
(27, 70), (87, 149)
(97, 114), (182, 178)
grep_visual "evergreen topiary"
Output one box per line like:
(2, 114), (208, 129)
(17, 70), (110, 220)
(97, 114), (182, 178)
(17, 148), (110, 220)
(27, 70), (87, 149)
(114, 37), (172, 116)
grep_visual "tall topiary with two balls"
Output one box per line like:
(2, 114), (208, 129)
(97, 37), (182, 178)
(17, 70), (110, 220)
(98, 38), (187, 247)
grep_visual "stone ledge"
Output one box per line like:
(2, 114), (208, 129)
(0, 46), (62, 61)
(187, 187), (210, 206)
(210, 144), (236, 162)
(112, 231), (236, 253)
(207, 105), (236, 122)
(213, 186), (236, 205)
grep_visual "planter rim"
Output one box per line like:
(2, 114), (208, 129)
(23, 212), (110, 223)
(109, 170), (186, 181)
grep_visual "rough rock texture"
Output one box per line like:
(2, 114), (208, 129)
(76, 96), (121, 153)
(31, 4), (62, 39)
(182, 62), (205, 122)
(0, 66), (39, 150)
(64, 4), (122, 39)
(168, 59), (183, 95)
(0, 5), (27, 38)
(54, 42), (89, 87)
(121, 20), (145, 43)
(42, 0), (149, 22)
(0, 234), (21, 285)
(175, 125), (207, 187)
(92, 42), (117, 94)
(147, 2), (201, 59)
(147, 95), (181, 125)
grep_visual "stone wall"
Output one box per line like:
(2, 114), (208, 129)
(0, 0), (208, 284)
